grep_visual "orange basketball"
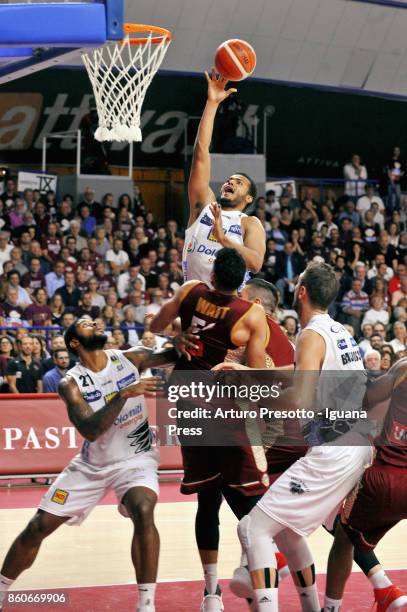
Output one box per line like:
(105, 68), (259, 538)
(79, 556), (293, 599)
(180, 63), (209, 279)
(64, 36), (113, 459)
(214, 39), (256, 82)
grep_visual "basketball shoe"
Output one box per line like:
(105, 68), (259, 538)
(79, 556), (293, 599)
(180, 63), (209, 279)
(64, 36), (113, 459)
(200, 586), (224, 611)
(373, 585), (407, 611)
(137, 605), (155, 612)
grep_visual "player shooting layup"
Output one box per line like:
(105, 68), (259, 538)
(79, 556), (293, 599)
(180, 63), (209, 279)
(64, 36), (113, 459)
(183, 69), (266, 287)
(0, 318), (180, 612)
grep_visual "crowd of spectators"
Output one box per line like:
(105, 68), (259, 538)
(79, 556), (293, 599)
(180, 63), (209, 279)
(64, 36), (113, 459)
(258, 148), (407, 375)
(0, 148), (406, 391)
(0, 182), (183, 392)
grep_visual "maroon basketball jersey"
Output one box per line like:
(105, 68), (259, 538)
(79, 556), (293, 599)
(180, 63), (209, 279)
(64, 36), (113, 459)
(264, 315), (304, 448)
(265, 315), (294, 367)
(176, 282), (254, 370)
(376, 372), (407, 468)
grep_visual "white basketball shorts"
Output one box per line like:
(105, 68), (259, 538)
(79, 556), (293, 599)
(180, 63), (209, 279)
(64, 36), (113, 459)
(257, 431), (374, 537)
(39, 448), (160, 526)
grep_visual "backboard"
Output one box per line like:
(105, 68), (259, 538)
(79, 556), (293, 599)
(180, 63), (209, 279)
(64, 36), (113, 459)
(0, 0), (124, 84)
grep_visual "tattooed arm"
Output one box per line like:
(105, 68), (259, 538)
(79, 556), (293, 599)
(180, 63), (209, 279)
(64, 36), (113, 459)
(58, 375), (163, 441)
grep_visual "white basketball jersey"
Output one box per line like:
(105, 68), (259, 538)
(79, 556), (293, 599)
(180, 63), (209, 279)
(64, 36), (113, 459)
(305, 313), (364, 371)
(304, 313), (366, 418)
(182, 205), (249, 287)
(67, 349), (151, 468)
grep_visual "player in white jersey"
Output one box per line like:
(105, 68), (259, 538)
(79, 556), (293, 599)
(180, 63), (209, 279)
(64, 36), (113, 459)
(0, 318), (181, 612)
(183, 68), (265, 288)
(231, 262), (374, 612)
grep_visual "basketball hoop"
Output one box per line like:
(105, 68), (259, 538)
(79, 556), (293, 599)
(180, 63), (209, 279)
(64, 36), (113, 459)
(81, 24), (172, 143)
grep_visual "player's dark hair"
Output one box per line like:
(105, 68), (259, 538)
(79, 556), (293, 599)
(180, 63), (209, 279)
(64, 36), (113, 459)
(246, 278), (278, 313)
(213, 248), (246, 291)
(64, 322), (80, 355)
(300, 262), (339, 309)
(235, 172), (257, 202)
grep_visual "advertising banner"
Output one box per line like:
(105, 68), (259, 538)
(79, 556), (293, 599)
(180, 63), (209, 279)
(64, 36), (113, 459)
(0, 394), (182, 476)
(0, 69), (405, 179)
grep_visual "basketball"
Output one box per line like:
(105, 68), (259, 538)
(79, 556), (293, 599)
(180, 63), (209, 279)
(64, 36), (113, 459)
(214, 39), (256, 82)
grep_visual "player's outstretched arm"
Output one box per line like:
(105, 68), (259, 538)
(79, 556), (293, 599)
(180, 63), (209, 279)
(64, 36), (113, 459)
(122, 345), (178, 371)
(123, 332), (200, 369)
(188, 70), (237, 225)
(58, 376), (163, 441)
(150, 280), (200, 333)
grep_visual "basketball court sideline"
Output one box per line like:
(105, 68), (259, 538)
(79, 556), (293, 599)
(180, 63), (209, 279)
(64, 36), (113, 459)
(1, 483), (406, 611)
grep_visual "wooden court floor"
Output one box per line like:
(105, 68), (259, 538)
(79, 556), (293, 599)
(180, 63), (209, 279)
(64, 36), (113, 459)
(0, 497), (406, 591)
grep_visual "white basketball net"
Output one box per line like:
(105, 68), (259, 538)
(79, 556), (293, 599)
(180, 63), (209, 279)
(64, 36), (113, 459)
(82, 32), (171, 142)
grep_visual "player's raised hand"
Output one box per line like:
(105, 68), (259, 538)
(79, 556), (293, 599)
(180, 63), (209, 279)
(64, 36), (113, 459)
(205, 68), (237, 105)
(121, 377), (164, 399)
(209, 201), (225, 244)
(173, 327), (200, 361)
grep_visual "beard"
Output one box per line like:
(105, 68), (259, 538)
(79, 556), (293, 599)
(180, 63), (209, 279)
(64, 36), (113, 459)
(293, 293), (302, 318)
(219, 196), (239, 209)
(78, 333), (108, 352)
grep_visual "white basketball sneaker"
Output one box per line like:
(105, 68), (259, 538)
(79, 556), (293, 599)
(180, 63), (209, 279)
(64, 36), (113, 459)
(230, 566), (253, 600)
(200, 587), (224, 612)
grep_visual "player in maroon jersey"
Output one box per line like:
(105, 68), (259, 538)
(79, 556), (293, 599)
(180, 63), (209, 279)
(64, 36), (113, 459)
(242, 278), (295, 368)
(324, 358), (407, 612)
(213, 278), (307, 605)
(151, 248), (268, 374)
(151, 248), (268, 612)
(151, 248), (268, 496)
(213, 278), (307, 478)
